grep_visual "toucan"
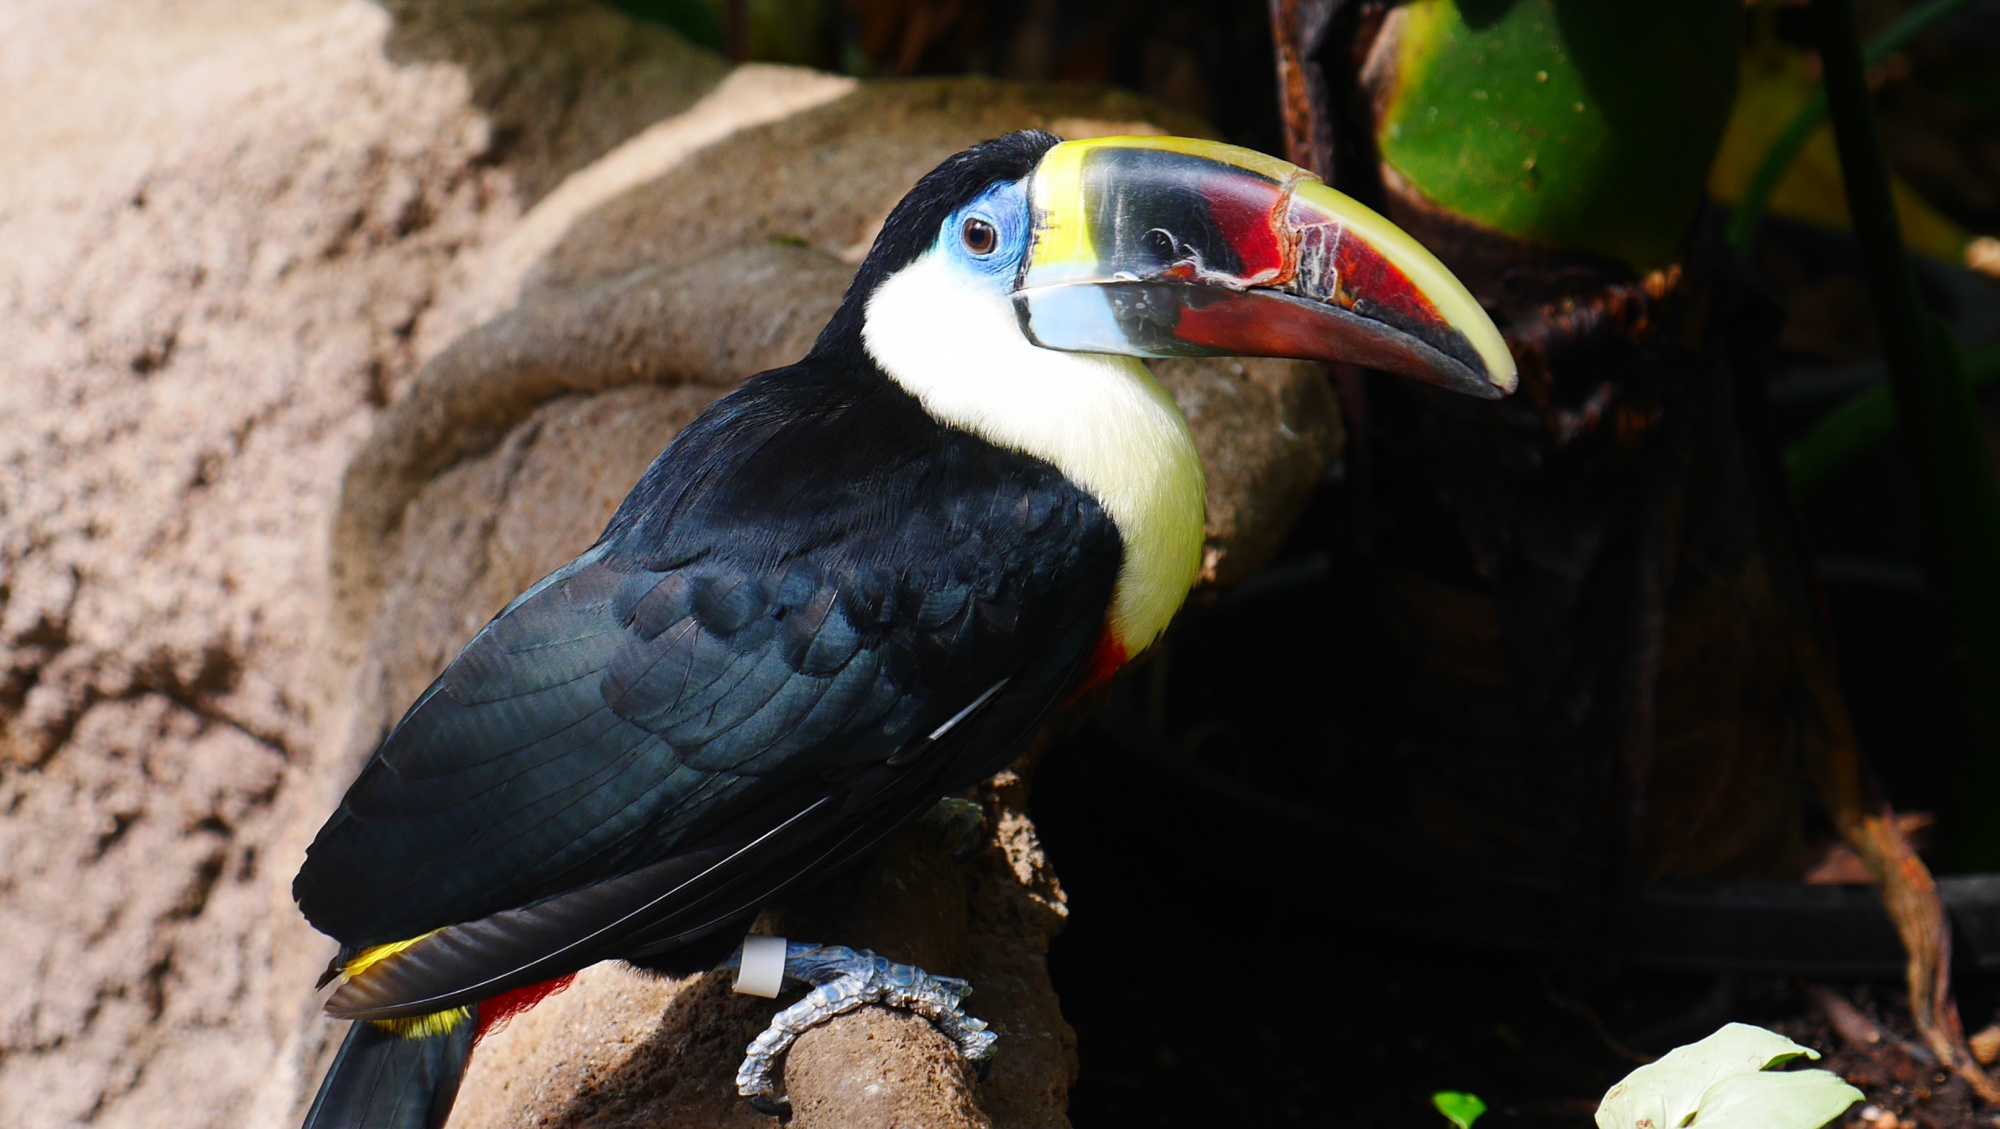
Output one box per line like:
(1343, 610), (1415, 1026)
(292, 130), (1515, 1128)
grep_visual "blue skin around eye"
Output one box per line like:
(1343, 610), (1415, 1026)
(936, 179), (1031, 287)
(939, 176), (1137, 356)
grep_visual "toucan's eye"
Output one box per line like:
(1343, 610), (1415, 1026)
(961, 217), (998, 257)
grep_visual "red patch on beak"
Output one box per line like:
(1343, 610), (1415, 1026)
(1197, 175), (1292, 284)
(1325, 224), (1439, 330)
(1152, 173), (1445, 341)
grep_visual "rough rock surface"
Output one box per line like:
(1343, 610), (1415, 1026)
(0, 5), (1341, 1128)
(0, 3), (720, 1125)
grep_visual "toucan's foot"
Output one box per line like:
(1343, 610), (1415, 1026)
(722, 941), (996, 1114)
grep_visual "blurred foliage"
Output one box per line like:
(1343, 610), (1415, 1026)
(612, 0), (836, 65)
(611, 0), (724, 50)
(1373, 0), (1740, 269)
(602, 0), (2000, 267)
(614, 0), (1282, 153)
(728, 0), (839, 67)
(1807, 0), (2000, 874)
(1713, 38), (1970, 261)
(1718, 0), (1992, 262)
(1787, 345), (2000, 491)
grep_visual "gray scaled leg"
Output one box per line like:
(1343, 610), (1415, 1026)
(717, 941), (997, 1116)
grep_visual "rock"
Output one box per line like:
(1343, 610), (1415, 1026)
(517, 78), (1209, 299)
(449, 773), (1073, 1129)
(0, 4), (1341, 1126)
(0, 2), (722, 1126)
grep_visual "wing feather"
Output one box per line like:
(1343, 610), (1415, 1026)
(295, 363), (1127, 1002)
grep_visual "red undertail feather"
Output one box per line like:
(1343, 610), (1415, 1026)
(475, 974), (577, 1044)
(1070, 624), (1128, 703)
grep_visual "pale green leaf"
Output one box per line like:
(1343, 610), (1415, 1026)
(1684, 1069), (1865, 1129)
(1596, 1024), (1855, 1129)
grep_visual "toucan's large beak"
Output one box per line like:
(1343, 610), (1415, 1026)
(1015, 136), (1516, 399)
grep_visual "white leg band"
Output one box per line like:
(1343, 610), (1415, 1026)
(733, 934), (788, 998)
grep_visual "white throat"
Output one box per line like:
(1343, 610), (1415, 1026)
(862, 252), (1205, 654)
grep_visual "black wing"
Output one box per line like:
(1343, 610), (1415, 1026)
(294, 361), (1120, 1013)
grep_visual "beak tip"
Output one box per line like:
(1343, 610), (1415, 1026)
(1425, 353), (1516, 401)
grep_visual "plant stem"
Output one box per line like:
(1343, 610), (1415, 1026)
(1727, 0), (1983, 255)
(1811, 0), (2000, 870)
(1267, 0), (1338, 181)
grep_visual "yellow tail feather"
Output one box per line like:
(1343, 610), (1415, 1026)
(370, 1007), (471, 1040)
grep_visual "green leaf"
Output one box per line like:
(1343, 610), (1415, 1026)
(1375, 0), (1740, 268)
(1594, 1024), (1861, 1129)
(1433, 1090), (1487, 1128)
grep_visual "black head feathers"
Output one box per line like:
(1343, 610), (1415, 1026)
(811, 130), (1060, 356)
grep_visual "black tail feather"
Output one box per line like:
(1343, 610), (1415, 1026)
(302, 1017), (476, 1129)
